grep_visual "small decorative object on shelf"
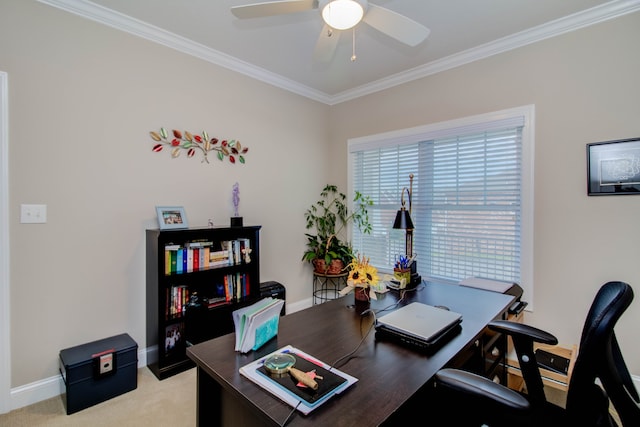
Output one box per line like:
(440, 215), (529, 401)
(156, 206), (188, 230)
(149, 128), (248, 164)
(339, 255), (379, 301)
(231, 182), (243, 227)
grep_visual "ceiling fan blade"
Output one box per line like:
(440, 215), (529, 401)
(362, 4), (430, 47)
(231, 0), (318, 19)
(313, 24), (341, 62)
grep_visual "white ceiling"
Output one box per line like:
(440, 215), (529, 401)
(39, 0), (640, 104)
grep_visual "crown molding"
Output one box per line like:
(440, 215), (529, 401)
(38, 0), (640, 105)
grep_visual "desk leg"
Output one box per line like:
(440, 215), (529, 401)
(196, 366), (222, 427)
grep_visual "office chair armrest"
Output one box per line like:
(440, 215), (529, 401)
(488, 320), (558, 404)
(488, 320), (558, 345)
(435, 368), (530, 410)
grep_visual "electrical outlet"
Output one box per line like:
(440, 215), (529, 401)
(20, 204), (47, 223)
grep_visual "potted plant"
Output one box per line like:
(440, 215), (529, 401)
(302, 184), (372, 275)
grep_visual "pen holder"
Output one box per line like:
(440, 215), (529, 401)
(393, 268), (410, 288)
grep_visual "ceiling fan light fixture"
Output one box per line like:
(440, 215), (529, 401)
(321, 0), (365, 30)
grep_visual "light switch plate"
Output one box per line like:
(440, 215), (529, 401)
(20, 204), (47, 223)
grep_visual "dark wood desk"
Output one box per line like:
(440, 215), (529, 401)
(186, 282), (515, 426)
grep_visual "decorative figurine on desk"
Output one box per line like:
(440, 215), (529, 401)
(231, 182), (243, 227)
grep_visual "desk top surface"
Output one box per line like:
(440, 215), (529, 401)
(187, 282), (514, 426)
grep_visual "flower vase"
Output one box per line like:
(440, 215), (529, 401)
(354, 286), (370, 313)
(354, 286), (369, 302)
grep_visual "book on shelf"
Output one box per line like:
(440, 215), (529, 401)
(223, 276), (231, 302)
(186, 240), (213, 248)
(164, 244), (181, 275)
(202, 247), (210, 269)
(176, 249), (184, 274)
(186, 249), (194, 272)
(239, 345), (358, 415)
(205, 296), (228, 308)
(232, 297), (285, 353)
(182, 248), (189, 273)
(167, 285), (189, 316)
(193, 248), (200, 271)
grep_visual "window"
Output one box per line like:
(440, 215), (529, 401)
(349, 106), (534, 306)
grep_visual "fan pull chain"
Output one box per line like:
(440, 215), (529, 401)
(351, 27), (357, 62)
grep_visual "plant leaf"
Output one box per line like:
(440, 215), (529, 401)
(150, 131), (161, 141)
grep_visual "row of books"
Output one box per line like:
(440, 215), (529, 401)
(224, 272), (251, 302)
(164, 238), (251, 275)
(165, 273), (251, 318)
(166, 285), (190, 317)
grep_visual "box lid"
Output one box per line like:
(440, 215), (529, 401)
(60, 333), (137, 367)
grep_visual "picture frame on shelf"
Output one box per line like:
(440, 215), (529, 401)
(587, 137), (640, 196)
(156, 206), (188, 230)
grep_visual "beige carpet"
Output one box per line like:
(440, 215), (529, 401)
(0, 367), (196, 427)
(0, 369), (621, 426)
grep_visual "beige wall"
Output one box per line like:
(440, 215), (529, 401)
(1, 0), (330, 387)
(2, 0), (639, 393)
(330, 12), (640, 371)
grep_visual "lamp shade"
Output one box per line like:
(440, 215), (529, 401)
(321, 0), (364, 30)
(393, 208), (414, 230)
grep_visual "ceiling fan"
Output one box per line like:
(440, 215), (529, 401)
(231, 0), (430, 62)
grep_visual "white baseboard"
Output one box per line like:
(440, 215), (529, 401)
(286, 297), (312, 314)
(9, 348), (148, 412)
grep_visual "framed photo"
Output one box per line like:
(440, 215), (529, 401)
(156, 206), (188, 229)
(587, 137), (640, 196)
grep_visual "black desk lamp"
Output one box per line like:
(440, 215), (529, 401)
(392, 174), (421, 287)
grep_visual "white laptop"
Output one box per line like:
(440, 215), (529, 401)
(376, 302), (463, 345)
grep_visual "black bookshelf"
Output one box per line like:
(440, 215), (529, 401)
(146, 225), (261, 380)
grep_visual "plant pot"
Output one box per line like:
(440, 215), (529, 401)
(313, 259), (344, 275)
(393, 268), (411, 287)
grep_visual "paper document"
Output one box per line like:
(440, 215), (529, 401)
(239, 345), (358, 415)
(232, 298), (285, 353)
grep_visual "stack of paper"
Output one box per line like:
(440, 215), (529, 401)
(232, 298), (285, 353)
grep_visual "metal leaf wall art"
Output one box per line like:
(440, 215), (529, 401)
(149, 128), (248, 164)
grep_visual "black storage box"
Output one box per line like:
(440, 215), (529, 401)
(59, 333), (138, 414)
(260, 281), (286, 315)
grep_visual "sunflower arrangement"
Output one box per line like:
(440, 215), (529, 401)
(339, 255), (380, 300)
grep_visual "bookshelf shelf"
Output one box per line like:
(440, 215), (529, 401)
(146, 225), (262, 380)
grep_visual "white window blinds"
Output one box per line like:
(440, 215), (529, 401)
(350, 114), (525, 285)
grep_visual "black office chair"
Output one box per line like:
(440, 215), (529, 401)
(433, 281), (639, 427)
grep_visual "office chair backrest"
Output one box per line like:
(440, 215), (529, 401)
(566, 281), (640, 426)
